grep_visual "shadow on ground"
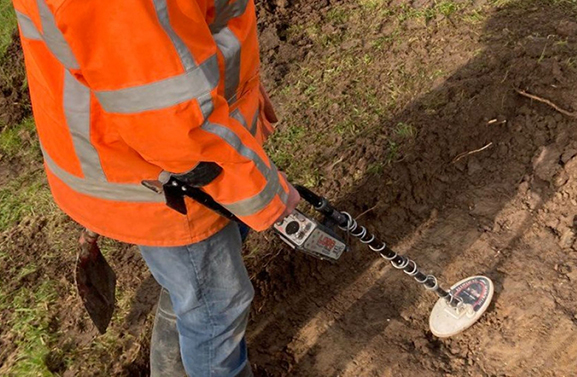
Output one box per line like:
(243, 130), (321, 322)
(242, 1), (577, 376)
(107, 1), (577, 375)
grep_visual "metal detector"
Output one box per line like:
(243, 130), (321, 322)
(146, 177), (494, 337)
(294, 185), (494, 337)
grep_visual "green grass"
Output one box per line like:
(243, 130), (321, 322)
(0, 177), (53, 231)
(563, 56), (577, 70)
(463, 9), (485, 24)
(386, 140), (401, 164)
(371, 29), (402, 50)
(2, 280), (60, 376)
(0, 0), (16, 56)
(0, 117), (47, 231)
(367, 161), (385, 175)
(395, 122), (416, 139)
(395, 1), (483, 24)
(490, 0), (577, 8)
(438, 1), (459, 16)
(397, 3), (423, 22)
(325, 8), (349, 24)
(265, 0), (485, 185)
(359, 0), (381, 11)
(0, 117), (38, 157)
(4, 0), (572, 374)
(267, 122), (306, 170)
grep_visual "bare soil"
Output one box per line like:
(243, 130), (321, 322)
(0, 31), (29, 130)
(2, 0), (577, 376)
(248, 1), (577, 376)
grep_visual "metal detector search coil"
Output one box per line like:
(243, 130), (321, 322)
(429, 276), (494, 337)
(273, 210), (346, 261)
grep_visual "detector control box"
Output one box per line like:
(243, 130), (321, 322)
(274, 210), (347, 261)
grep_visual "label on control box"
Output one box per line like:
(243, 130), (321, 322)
(273, 210), (346, 261)
(303, 228), (346, 260)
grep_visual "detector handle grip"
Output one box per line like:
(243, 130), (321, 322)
(295, 185), (349, 228)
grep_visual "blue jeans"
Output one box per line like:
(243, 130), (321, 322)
(139, 222), (255, 377)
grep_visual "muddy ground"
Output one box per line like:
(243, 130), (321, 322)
(2, 0), (577, 376)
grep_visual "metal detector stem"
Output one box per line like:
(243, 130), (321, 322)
(153, 178), (493, 336)
(295, 185), (461, 308)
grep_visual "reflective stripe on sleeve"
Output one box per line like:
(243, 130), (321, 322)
(152, 0), (196, 71)
(63, 71), (106, 181)
(94, 55), (219, 114)
(201, 121), (275, 185)
(220, 164), (288, 216)
(231, 109), (248, 129)
(37, 0), (79, 69)
(201, 120), (286, 217)
(213, 28), (241, 103)
(278, 181), (289, 204)
(41, 147), (164, 202)
(15, 11), (42, 40)
(210, 0), (249, 34)
(231, 108), (257, 137)
(210, 0), (250, 103)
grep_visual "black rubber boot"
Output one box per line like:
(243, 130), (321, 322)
(150, 288), (186, 377)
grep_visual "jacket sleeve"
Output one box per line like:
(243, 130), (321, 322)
(52, 0), (288, 231)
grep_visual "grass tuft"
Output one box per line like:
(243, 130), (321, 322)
(0, 166), (53, 232)
(0, 0), (16, 56)
(0, 117), (38, 158)
(3, 281), (60, 376)
(395, 122), (416, 139)
(325, 8), (349, 24)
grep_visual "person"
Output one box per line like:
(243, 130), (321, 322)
(12, 0), (300, 375)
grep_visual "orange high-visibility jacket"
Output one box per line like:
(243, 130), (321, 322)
(12, 0), (289, 246)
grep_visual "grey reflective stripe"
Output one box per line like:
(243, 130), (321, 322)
(201, 122), (274, 181)
(41, 147), (164, 202)
(220, 164), (283, 216)
(213, 28), (241, 102)
(64, 71), (106, 181)
(37, 0), (79, 69)
(249, 108), (258, 136)
(94, 55), (219, 114)
(210, 0), (249, 102)
(152, 0), (196, 71)
(15, 11), (42, 40)
(214, 0), (229, 16)
(210, 0), (250, 34)
(231, 108), (258, 137)
(200, 55), (220, 91)
(278, 183), (289, 204)
(201, 121), (282, 216)
(199, 93), (215, 119)
(198, 92), (215, 121)
(231, 109), (248, 129)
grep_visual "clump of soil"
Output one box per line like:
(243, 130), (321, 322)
(0, 31), (30, 130)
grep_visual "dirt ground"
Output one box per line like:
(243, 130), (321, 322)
(2, 0), (577, 376)
(0, 32), (28, 131)
(248, 1), (577, 376)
